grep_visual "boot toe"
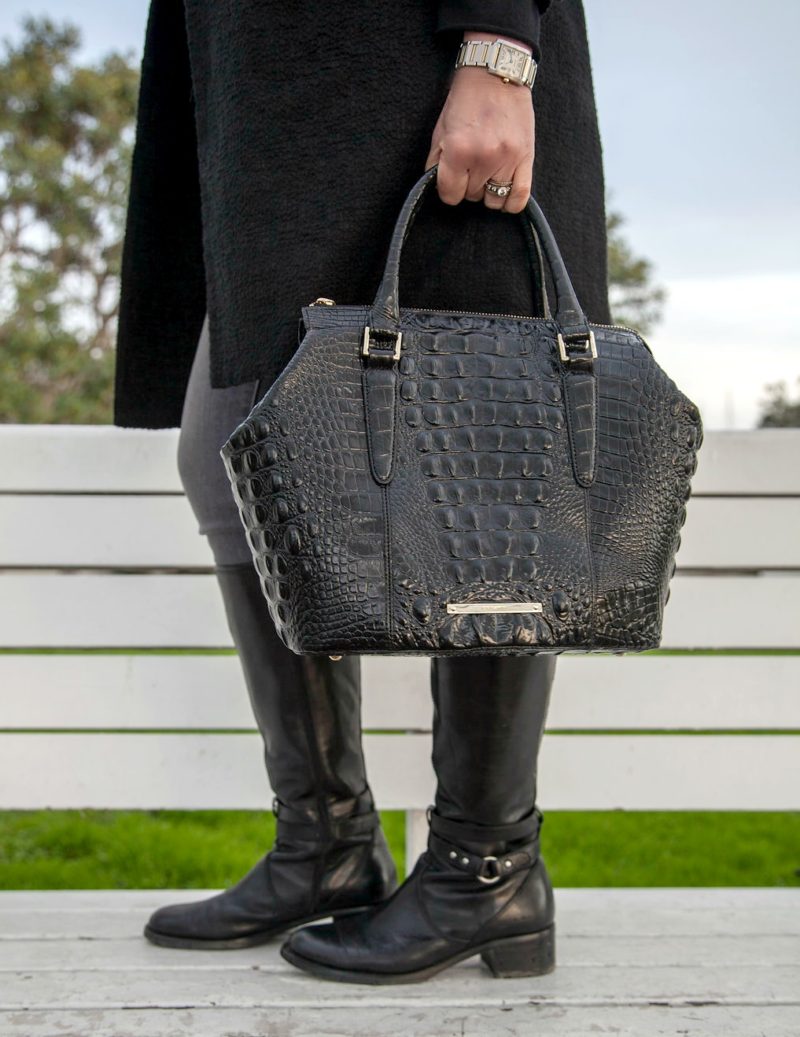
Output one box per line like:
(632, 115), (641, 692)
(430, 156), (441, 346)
(145, 901), (204, 941)
(144, 893), (248, 944)
(283, 920), (346, 968)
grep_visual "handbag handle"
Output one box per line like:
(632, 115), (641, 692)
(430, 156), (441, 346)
(366, 163), (596, 365)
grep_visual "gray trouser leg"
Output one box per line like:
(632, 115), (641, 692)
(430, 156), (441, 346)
(177, 313), (261, 566)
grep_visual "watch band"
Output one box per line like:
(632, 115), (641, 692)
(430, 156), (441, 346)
(454, 38), (538, 89)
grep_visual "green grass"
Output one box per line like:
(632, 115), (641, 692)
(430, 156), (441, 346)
(1, 810), (797, 889)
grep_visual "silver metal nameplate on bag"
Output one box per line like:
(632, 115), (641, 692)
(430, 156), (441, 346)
(446, 602), (544, 615)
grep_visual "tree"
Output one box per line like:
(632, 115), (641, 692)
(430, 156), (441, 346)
(606, 200), (666, 338)
(755, 377), (800, 428)
(0, 16), (138, 423)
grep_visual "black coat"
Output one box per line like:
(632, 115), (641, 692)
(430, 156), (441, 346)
(113, 0), (611, 429)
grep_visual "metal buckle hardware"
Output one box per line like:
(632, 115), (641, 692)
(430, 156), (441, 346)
(476, 855), (502, 885)
(557, 329), (597, 364)
(362, 326), (402, 362)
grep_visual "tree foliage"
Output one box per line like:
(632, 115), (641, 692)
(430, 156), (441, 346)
(756, 377), (800, 428)
(0, 17), (138, 422)
(606, 204), (666, 337)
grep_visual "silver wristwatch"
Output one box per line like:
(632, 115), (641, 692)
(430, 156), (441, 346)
(454, 38), (538, 89)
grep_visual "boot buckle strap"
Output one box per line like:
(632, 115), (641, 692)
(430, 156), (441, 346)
(329, 812), (380, 840)
(476, 855), (502, 885)
(430, 830), (539, 883)
(427, 804), (544, 845)
(471, 845), (538, 883)
(273, 797), (379, 841)
(448, 842), (512, 884)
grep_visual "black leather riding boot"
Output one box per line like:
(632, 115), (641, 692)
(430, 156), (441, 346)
(281, 652), (557, 983)
(144, 561), (397, 948)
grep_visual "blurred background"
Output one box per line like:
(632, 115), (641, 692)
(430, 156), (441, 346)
(0, 1), (797, 892)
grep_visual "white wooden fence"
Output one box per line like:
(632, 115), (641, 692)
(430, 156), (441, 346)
(1, 426), (798, 872)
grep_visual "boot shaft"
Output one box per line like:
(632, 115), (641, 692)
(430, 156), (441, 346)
(214, 561), (372, 823)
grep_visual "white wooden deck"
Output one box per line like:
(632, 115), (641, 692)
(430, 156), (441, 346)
(1, 888), (798, 1036)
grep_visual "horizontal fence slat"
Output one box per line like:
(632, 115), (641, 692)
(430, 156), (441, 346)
(689, 429), (800, 496)
(675, 498), (800, 568)
(0, 573), (798, 649)
(0, 572), (228, 648)
(0, 733), (797, 810)
(0, 495), (213, 567)
(4, 494), (800, 570)
(1, 654), (799, 731)
(0, 426), (181, 493)
(1, 426), (799, 495)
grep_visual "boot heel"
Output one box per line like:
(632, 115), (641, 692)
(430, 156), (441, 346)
(480, 924), (556, 978)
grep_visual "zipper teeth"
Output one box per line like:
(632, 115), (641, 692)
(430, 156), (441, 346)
(408, 307), (643, 338)
(310, 301), (642, 339)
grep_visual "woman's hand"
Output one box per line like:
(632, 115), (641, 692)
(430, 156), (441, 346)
(424, 31), (535, 215)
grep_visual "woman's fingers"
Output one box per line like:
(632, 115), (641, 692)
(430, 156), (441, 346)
(435, 154), (532, 212)
(481, 161), (520, 211)
(424, 141), (442, 173)
(435, 139), (516, 207)
(463, 165), (490, 202)
(434, 147), (472, 206)
(500, 154), (534, 214)
(463, 142), (511, 202)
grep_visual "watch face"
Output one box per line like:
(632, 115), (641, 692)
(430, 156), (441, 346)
(495, 44), (529, 80)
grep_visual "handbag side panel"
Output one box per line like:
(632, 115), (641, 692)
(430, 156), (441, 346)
(220, 321), (395, 653)
(587, 327), (703, 649)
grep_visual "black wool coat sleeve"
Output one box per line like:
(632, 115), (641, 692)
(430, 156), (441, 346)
(113, 0), (610, 429)
(436, 0), (553, 59)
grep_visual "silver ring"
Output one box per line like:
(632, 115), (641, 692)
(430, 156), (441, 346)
(484, 179), (514, 198)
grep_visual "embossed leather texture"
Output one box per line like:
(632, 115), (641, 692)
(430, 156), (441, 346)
(220, 166), (703, 656)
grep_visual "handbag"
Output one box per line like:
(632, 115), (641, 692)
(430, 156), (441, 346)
(220, 164), (703, 658)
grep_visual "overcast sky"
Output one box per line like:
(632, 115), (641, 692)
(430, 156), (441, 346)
(2, 0), (798, 427)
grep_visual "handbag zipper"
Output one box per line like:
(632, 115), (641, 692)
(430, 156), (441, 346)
(410, 306), (645, 338)
(309, 298), (642, 339)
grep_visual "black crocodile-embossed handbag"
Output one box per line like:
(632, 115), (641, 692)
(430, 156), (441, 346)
(220, 164), (703, 658)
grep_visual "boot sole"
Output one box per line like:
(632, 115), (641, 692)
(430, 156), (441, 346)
(280, 922), (556, 984)
(143, 905), (373, 950)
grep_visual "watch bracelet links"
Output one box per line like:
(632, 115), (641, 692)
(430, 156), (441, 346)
(455, 37), (538, 89)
